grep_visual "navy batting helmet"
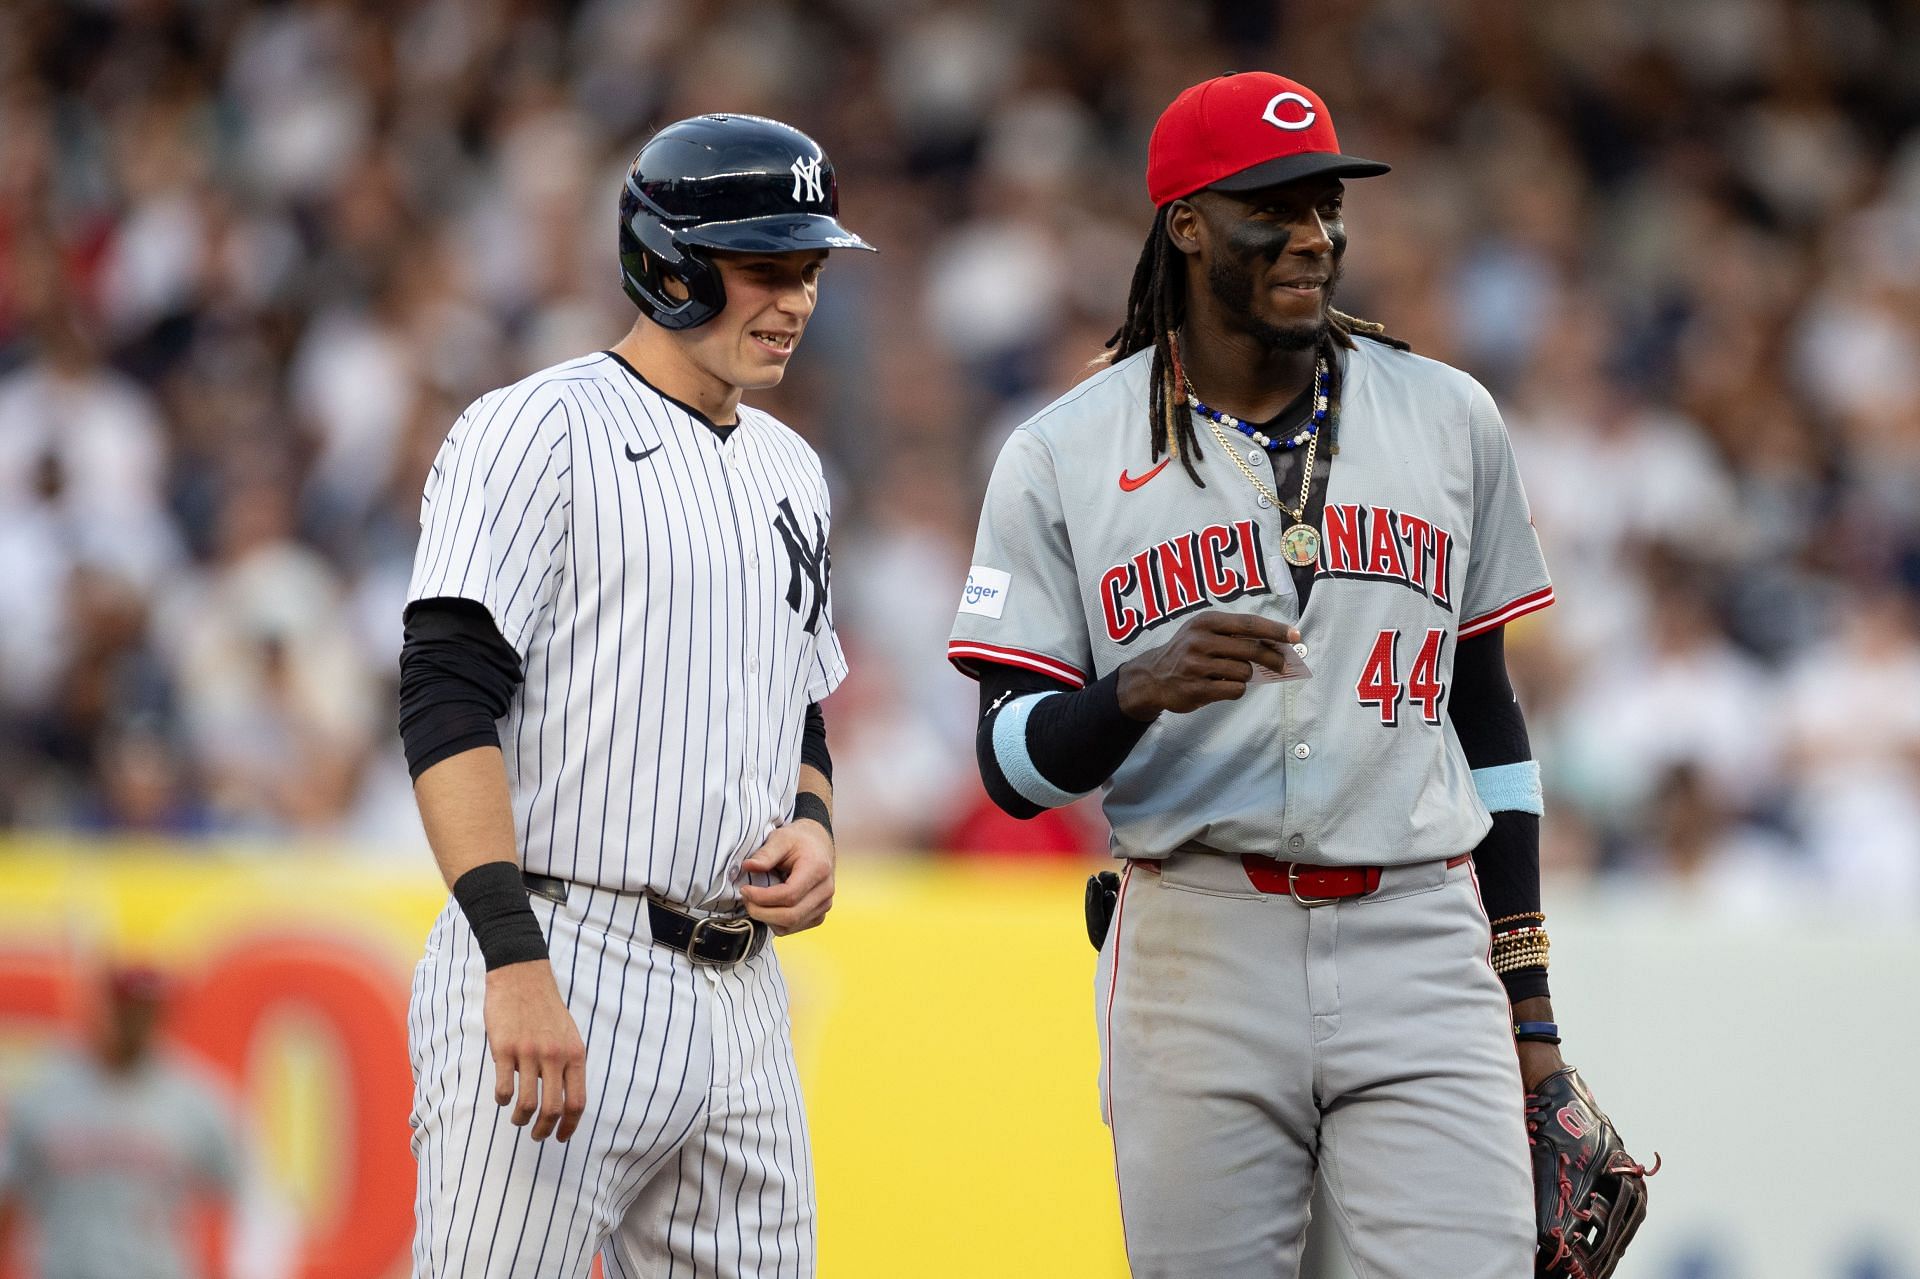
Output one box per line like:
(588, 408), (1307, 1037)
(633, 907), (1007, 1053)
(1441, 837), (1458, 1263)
(618, 114), (874, 331)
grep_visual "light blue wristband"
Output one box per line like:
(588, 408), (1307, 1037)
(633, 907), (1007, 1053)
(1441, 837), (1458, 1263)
(992, 693), (1084, 810)
(1472, 760), (1543, 815)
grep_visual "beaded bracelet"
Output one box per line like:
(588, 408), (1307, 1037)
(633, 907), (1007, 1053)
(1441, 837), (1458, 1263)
(1490, 911), (1545, 930)
(1490, 929), (1550, 974)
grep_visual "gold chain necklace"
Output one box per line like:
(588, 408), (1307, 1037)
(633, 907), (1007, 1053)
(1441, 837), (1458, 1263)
(1201, 402), (1324, 569)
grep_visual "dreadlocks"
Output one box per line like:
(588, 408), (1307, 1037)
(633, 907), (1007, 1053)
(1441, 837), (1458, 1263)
(1104, 207), (1409, 487)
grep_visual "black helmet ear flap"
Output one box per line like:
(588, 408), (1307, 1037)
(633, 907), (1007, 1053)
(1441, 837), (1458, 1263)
(619, 178), (727, 330)
(650, 250), (725, 330)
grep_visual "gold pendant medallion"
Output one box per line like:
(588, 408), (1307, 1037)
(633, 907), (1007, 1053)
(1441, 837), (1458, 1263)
(1280, 523), (1322, 568)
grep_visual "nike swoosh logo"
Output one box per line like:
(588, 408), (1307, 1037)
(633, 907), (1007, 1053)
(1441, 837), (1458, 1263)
(625, 443), (663, 463)
(1118, 458), (1171, 491)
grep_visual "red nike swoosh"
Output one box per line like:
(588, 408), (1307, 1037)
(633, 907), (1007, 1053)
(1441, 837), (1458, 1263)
(1118, 458), (1171, 492)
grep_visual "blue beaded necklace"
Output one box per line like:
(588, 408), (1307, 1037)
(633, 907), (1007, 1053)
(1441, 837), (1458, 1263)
(1183, 357), (1329, 452)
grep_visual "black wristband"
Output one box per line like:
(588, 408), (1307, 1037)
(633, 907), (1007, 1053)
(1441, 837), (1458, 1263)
(1501, 966), (1551, 1004)
(451, 862), (549, 971)
(792, 791), (832, 837)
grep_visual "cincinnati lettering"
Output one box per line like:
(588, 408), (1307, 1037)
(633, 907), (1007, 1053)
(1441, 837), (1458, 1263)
(1319, 503), (1454, 609)
(1100, 519), (1270, 644)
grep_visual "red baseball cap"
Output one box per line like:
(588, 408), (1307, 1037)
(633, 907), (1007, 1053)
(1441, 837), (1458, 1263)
(1146, 72), (1389, 207)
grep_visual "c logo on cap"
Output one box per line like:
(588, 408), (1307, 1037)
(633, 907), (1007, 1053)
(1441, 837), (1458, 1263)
(1262, 92), (1317, 131)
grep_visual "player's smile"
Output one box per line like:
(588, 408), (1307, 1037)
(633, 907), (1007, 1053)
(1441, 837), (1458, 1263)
(1267, 272), (1328, 309)
(749, 328), (799, 357)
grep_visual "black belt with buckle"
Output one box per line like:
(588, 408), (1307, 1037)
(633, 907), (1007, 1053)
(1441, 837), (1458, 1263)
(521, 871), (768, 968)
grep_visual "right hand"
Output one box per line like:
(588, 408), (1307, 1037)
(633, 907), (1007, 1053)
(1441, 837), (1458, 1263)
(1115, 609), (1301, 718)
(484, 960), (588, 1142)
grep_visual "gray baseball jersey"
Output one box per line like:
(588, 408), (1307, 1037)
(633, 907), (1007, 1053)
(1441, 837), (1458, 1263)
(949, 340), (1550, 866)
(1, 1050), (241, 1279)
(406, 351), (839, 1276)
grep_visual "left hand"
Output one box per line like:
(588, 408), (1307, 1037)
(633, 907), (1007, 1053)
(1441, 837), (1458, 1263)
(738, 819), (835, 935)
(1526, 1065), (1660, 1278)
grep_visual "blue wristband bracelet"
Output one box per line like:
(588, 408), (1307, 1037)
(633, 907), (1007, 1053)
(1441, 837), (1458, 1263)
(1513, 1020), (1561, 1043)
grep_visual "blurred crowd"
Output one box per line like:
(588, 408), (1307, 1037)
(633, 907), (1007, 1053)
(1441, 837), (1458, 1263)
(4, 0), (1920, 910)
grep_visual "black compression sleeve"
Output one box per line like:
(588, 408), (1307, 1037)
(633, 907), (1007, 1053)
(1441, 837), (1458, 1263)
(1473, 813), (1548, 1004)
(398, 599), (525, 779)
(1448, 628), (1548, 1003)
(1449, 630), (1530, 765)
(1028, 674), (1154, 791)
(800, 702), (832, 782)
(974, 665), (1152, 818)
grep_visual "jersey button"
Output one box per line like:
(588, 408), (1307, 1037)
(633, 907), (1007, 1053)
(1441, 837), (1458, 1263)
(1294, 643), (1308, 659)
(1287, 834), (1306, 853)
(1292, 742), (1311, 759)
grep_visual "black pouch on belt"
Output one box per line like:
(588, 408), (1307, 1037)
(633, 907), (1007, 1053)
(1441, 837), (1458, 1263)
(1085, 870), (1121, 949)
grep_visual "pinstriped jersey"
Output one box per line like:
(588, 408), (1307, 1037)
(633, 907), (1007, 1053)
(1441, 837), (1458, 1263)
(949, 341), (1551, 866)
(409, 351), (846, 907)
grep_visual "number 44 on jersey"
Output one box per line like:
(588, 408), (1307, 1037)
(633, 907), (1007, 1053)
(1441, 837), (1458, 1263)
(1355, 627), (1446, 726)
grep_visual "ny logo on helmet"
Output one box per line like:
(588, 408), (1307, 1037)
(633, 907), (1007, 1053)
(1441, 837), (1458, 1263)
(790, 156), (825, 203)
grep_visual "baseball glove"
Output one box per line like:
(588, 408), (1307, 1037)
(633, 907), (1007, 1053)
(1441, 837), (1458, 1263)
(1527, 1066), (1659, 1278)
(1085, 870), (1120, 949)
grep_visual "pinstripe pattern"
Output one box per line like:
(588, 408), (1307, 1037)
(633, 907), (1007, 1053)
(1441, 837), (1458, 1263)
(406, 353), (840, 1275)
(408, 894), (814, 1277)
(408, 352), (845, 904)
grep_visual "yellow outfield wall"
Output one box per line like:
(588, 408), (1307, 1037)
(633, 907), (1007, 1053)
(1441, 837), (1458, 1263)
(9, 847), (1920, 1279)
(0, 847), (1127, 1278)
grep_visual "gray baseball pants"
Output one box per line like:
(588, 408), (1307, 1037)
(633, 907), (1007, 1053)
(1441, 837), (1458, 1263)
(1094, 852), (1534, 1277)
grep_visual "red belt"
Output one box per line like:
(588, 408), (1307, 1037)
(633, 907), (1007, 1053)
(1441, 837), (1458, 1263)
(1241, 852), (1471, 906)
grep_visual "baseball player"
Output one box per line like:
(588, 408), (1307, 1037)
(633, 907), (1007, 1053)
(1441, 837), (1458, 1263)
(0, 966), (255, 1279)
(951, 73), (1652, 1277)
(398, 114), (870, 1277)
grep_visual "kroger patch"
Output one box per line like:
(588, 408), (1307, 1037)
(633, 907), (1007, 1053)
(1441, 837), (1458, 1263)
(959, 566), (1012, 618)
